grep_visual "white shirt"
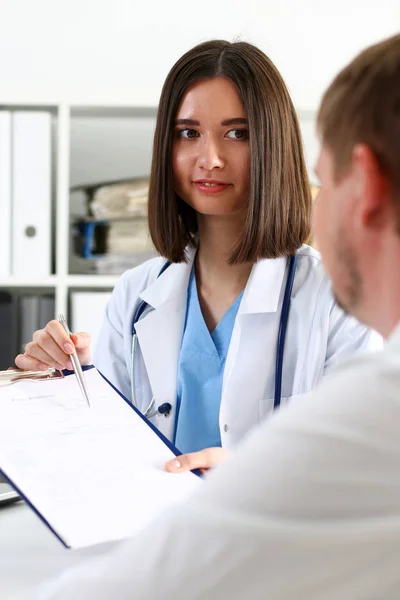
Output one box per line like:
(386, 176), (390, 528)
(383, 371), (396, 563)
(42, 324), (400, 600)
(93, 244), (381, 446)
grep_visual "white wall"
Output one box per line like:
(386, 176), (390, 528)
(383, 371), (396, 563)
(1, 0), (398, 186)
(69, 116), (155, 187)
(0, 0), (399, 108)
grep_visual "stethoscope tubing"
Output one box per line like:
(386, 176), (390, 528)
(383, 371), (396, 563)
(131, 255), (297, 418)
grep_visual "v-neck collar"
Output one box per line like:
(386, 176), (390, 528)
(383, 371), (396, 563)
(188, 268), (243, 359)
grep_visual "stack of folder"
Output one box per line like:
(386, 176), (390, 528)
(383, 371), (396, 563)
(70, 178), (157, 274)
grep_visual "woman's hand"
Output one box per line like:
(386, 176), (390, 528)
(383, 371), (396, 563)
(165, 447), (231, 475)
(14, 320), (91, 371)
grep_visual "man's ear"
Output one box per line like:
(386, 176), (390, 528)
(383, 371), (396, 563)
(352, 143), (391, 231)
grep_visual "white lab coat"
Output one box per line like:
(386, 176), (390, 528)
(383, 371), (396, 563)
(93, 244), (381, 447)
(41, 324), (400, 600)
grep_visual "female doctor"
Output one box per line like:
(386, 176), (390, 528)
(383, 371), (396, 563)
(15, 40), (380, 469)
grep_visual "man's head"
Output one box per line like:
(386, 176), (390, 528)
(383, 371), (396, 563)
(314, 34), (400, 336)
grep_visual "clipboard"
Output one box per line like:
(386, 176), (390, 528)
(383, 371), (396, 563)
(0, 366), (202, 548)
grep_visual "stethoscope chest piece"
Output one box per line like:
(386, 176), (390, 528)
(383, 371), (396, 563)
(144, 399), (172, 419)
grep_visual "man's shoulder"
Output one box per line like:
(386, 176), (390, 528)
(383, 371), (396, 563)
(286, 345), (400, 429)
(324, 343), (399, 388)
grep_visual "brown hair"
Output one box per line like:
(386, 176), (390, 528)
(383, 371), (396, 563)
(148, 39), (311, 263)
(318, 34), (400, 228)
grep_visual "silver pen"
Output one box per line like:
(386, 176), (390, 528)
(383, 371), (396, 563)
(58, 314), (91, 407)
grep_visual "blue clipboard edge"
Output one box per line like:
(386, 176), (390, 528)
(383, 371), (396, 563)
(0, 365), (202, 550)
(0, 469), (70, 548)
(95, 368), (203, 479)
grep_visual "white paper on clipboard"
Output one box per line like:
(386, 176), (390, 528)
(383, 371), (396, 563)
(0, 368), (202, 549)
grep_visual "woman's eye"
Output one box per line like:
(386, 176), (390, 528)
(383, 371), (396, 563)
(226, 129), (248, 140)
(177, 128), (199, 139)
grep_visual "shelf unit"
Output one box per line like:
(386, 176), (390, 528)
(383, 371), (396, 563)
(0, 101), (158, 319)
(0, 101), (316, 321)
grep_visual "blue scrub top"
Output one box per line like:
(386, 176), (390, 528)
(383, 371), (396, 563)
(174, 269), (243, 454)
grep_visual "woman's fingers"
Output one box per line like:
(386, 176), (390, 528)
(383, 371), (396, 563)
(45, 320), (77, 356)
(15, 345), (71, 371)
(13, 321), (91, 371)
(71, 332), (90, 349)
(70, 332), (91, 365)
(165, 447), (231, 474)
(14, 353), (51, 371)
(24, 340), (70, 370)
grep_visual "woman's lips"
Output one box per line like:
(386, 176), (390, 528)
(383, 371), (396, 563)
(193, 181), (231, 194)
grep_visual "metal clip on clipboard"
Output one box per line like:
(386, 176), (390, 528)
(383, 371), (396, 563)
(0, 368), (64, 387)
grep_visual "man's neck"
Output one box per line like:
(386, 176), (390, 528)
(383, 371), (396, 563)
(363, 239), (400, 338)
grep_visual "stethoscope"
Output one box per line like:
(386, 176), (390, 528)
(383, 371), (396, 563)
(130, 255), (298, 420)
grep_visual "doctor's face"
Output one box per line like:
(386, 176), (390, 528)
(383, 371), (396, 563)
(172, 77), (250, 219)
(313, 145), (363, 316)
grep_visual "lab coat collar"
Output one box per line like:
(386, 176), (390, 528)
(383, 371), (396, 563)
(140, 246), (290, 315)
(139, 246), (196, 309)
(238, 256), (289, 315)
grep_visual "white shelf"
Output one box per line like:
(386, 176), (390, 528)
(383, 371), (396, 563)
(0, 277), (57, 288)
(0, 101), (141, 321)
(0, 275), (119, 288)
(70, 106), (157, 118)
(66, 275), (119, 288)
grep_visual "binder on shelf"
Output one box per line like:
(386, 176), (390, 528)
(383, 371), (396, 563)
(0, 111), (11, 277)
(71, 291), (112, 351)
(0, 292), (18, 370)
(11, 111), (52, 277)
(19, 295), (40, 354)
(38, 294), (55, 329)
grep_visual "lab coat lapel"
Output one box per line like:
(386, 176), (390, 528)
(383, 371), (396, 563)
(238, 256), (288, 316)
(134, 248), (196, 439)
(221, 257), (289, 444)
(223, 256), (288, 392)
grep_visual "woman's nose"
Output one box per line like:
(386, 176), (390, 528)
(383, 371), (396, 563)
(196, 137), (225, 170)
